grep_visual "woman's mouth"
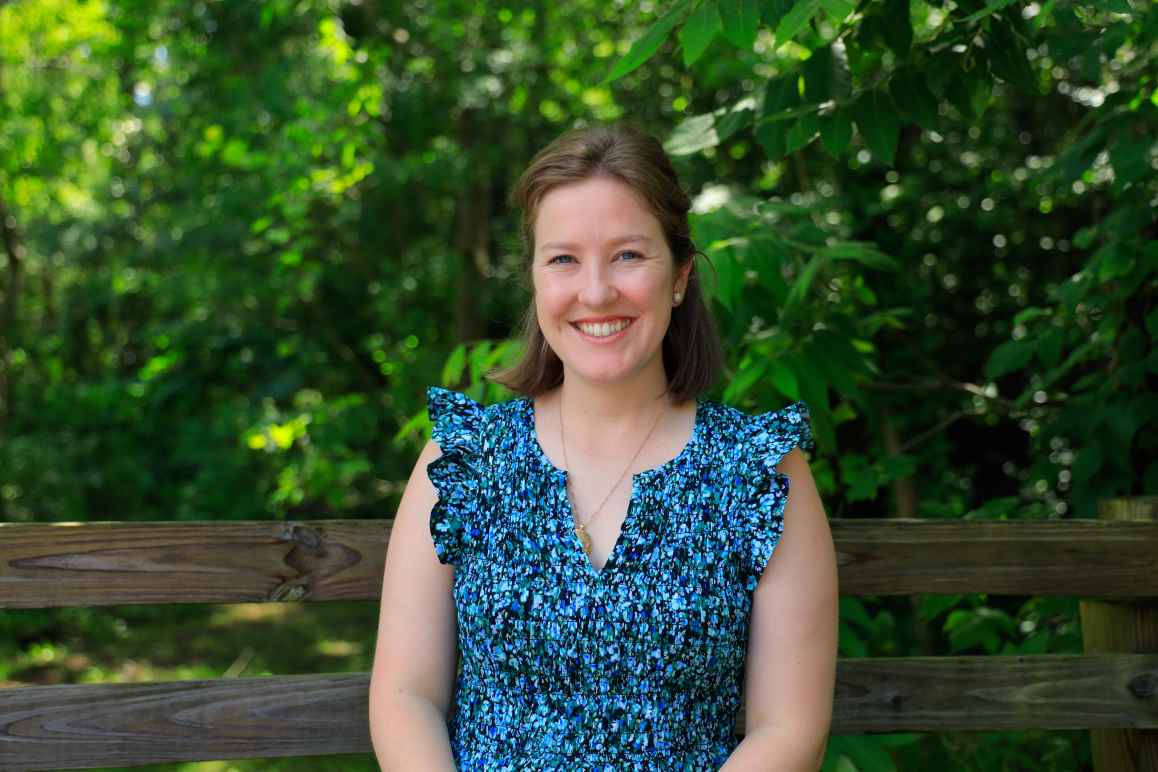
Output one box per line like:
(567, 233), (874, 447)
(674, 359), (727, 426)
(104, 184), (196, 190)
(571, 318), (634, 342)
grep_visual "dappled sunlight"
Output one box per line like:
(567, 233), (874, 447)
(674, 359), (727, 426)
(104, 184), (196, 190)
(208, 602), (301, 626)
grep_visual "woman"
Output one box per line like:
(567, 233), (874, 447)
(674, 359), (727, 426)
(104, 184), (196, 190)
(369, 123), (838, 770)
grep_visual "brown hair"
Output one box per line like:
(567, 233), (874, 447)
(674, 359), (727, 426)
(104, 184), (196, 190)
(487, 122), (724, 402)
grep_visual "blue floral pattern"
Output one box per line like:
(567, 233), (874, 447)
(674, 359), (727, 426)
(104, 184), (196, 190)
(425, 386), (814, 771)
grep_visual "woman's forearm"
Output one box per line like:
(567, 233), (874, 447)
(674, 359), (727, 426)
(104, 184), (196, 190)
(719, 724), (827, 772)
(369, 690), (458, 771)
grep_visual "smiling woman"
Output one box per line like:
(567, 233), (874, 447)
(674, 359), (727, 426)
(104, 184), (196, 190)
(368, 123), (838, 772)
(495, 124), (723, 404)
(530, 174), (690, 388)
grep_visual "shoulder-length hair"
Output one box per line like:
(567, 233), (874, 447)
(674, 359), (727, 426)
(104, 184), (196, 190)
(487, 122), (724, 403)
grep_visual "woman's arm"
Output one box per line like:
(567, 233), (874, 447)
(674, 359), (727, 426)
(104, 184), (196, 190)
(368, 438), (460, 771)
(721, 448), (839, 772)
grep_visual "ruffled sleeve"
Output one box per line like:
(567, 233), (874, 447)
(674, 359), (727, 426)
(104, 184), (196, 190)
(733, 401), (815, 591)
(425, 386), (488, 566)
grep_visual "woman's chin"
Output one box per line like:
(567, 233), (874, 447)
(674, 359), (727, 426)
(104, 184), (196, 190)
(562, 355), (661, 387)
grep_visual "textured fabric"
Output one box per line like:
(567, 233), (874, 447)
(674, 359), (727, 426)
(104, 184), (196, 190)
(425, 386), (814, 771)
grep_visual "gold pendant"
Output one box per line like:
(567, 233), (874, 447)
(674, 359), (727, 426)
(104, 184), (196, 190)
(575, 524), (593, 555)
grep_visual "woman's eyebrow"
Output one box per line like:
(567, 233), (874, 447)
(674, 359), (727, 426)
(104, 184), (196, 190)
(539, 234), (654, 252)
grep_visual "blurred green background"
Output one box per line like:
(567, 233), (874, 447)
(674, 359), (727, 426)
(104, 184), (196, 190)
(1, 0), (1154, 769)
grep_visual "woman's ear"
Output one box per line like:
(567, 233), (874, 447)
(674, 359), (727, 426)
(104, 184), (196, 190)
(677, 259), (694, 296)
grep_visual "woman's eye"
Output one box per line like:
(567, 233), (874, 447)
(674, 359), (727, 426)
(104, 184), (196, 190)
(548, 251), (640, 265)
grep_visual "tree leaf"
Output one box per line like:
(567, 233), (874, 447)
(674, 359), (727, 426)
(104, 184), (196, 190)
(987, 12), (1039, 94)
(785, 111), (818, 153)
(784, 253), (826, 313)
(666, 112), (720, 155)
(600, 0), (693, 85)
(716, 102), (755, 141)
(755, 120), (788, 160)
(802, 44), (834, 103)
(837, 621), (868, 657)
(986, 340), (1034, 380)
(441, 344), (468, 385)
(882, 0), (912, 57)
(840, 454), (881, 501)
(719, 244), (748, 310)
(775, 0), (821, 48)
(1108, 131), (1151, 188)
(844, 733), (903, 772)
(719, 0), (760, 49)
(759, 100), (824, 122)
(918, 594), (964, 622)
(1088, 0), (1134, 12)
(761, 73), (802, 120)
(768, 358), (801, 400)
(749, 236), (791, 303)
(1072, 443), (1103, 483)
(947, 71), (992, 119)
(724, 357), (769, 402)
(809, 331), (864, 399)
(959, 0), (1020, 24)
(818, 109), (853, 156)
(704, 242), (746, 310)
(788, 350), (830, 417)
(924, 51), (958, 98)
(1035, 328), (1065, 369)
(665, 101), (753, 155)
(822, 241), (899, 270)
(680, 0), (722, 66)
(760, 0), (795, 28)
(819, 0), (854, 21)
(842, 596), (877, 629)
(852, 88), (900, 165)
(1096, 247), (1135, 281)
(889, 68), (940, 131)
(467, 340), (494, 381)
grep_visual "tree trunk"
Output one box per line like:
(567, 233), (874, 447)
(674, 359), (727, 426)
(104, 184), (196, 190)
(0, 185), (24, 523)
(452, 107), (491, 344)
(0, 187), (24, 432)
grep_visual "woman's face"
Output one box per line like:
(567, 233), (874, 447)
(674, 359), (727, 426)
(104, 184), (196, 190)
(531, 176), (691, 388)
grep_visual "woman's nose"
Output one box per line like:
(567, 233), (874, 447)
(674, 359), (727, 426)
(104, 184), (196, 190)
(578, 264), (618, 306)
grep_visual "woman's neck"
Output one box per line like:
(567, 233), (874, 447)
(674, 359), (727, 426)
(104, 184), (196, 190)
(550, 373), (676, 449)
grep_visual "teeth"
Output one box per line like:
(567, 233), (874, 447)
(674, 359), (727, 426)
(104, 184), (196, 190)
(577, 319), (631, 337)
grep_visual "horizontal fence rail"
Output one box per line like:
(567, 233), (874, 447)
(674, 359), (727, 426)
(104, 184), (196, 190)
(4, 656), (1157, 769)
(3, 514), (1156, 769)
(3, 519), (1158, 608)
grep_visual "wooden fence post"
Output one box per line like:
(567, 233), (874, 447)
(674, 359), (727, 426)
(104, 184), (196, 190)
(1080, 496), (1158, 772)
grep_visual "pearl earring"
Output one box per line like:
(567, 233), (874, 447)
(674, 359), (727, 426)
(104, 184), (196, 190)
(673, 292), (683, 304)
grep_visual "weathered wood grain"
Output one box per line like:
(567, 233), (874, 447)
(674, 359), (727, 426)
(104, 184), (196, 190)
(0, 673), (368, 769)
(3, 655), (1156, 769)
(3, 519), (1158, 609)
(1080, 496), (1158, 772)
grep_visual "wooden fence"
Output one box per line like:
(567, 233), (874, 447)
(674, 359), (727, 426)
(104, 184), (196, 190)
(1, 497), (1155, 770)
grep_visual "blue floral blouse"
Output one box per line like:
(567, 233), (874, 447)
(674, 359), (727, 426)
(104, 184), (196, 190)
(425, 386), (814, 771)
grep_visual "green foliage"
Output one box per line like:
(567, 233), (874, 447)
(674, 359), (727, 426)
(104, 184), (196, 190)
(1, 0), (1154, 769)
(600, 0), (694, 84)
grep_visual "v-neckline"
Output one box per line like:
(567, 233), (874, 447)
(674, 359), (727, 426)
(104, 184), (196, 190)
(520, 394), (705, 581)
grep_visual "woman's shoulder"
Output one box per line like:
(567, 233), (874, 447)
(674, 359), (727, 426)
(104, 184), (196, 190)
(702, 396), (810, 433)
(699, 397), (814, 459)
(426, 384), (526, 415)
(425, 386), (528, 450)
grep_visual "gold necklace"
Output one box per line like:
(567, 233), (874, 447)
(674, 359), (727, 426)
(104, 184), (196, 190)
(559, 393), (667, 557)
